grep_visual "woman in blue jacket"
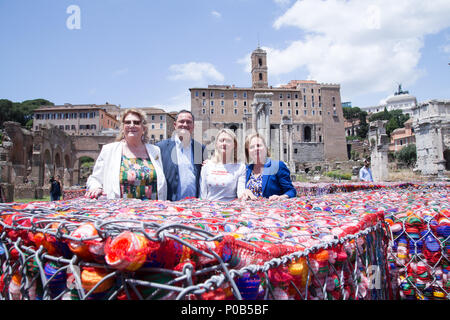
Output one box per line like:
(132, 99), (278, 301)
(240, 133), (296, 200)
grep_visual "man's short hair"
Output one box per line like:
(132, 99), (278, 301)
(175, 110), (195, 122)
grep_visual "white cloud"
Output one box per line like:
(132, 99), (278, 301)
(241, 0), (450, 103)
(168, 62), (225, 83)
(211, 10), (222, 19)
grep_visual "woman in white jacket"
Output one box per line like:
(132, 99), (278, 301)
(85, 109), (167, 200)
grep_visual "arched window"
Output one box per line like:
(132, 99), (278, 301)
(259, 73), (263, 81)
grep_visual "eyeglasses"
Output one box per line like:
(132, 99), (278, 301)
(124, 120), (141, 125)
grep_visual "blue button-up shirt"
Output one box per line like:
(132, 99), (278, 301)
(359, 166), (374, 182)
(174, 136), (196, 200)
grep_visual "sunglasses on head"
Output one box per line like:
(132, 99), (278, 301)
(124, 120), (141, 125)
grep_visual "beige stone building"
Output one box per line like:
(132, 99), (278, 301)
(190, 47), (347, 168)
(32, 103), (177, 144)
(33, 103), (120, 136)
(389, 118), (415, 153)
(138, 107), (176, 143)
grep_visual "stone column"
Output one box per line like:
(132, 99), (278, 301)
(368, 120), (389, 181)
(63, 168), (71, 188)
(288, 124), (294, 169)
(265, 103), (271, 151)
(241, 119), (247, 162)
(0, 142), (15, 202)
(251, 93), (273, 151)
(73, 168), (80, 186)
(251, 103), (257, 134)
(436, 127), (446, 178)
(280, 123), (284, 162)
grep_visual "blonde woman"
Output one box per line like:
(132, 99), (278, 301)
(85, 109), (167, 200)
(199, 129), (246, 201)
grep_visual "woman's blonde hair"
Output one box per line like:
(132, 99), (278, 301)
(244, 132), (271, 163)
(212, 128), (238, 163)
(115, 109), (150, 143)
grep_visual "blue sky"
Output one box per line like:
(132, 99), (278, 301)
(1, 0), (449, 112)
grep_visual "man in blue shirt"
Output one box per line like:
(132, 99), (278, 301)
(157, 110), (206, 201)
(359, 159), (374, 182)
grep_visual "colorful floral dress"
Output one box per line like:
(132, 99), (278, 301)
(119, 155), (158, 200)
(246, 172), (263, 198)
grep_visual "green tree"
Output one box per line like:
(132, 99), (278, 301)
(356, 110), (368, 139)
(369, 108), (410, 137)
(343, 106), (368, 139)
(0, 99), (14, 125)
(368, 107), (390, 122)
(343, 106), (364, 120)
(390, 109), (410, 127)
(0, 98), (53, 128)
(395, 144), (417, 167)
(386, 116), (400, 137)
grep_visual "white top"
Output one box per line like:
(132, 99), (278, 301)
(200, 161), (246, 201)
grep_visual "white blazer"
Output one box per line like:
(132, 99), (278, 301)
(86, 141), (167, 200)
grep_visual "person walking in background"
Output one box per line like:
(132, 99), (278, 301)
(49, 176), (61, 201)
(157, 110), (206, 201)
(359, 159), (374, 182)
(85, 109), (167, 200)
(200, 129), (246, 201)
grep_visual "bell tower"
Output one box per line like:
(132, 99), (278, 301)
(251, 47), (268, 88)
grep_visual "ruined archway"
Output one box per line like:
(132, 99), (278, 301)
(77, 155), (95, 186)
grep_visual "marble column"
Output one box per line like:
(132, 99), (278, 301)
(265, 104), (271, 151)
(251, 104), (257, 134)
(288, 124), (294, 166)
(280, 123), (284, 162)
(368, 120), (389, 182)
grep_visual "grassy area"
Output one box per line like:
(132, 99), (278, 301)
(294, 174), (310, 182)
(14, 196), (51, 203)
(325, 170), (352, 180)
(387, 169), (433, 182)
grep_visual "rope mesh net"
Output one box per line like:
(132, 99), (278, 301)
(1, 182), (447, 300)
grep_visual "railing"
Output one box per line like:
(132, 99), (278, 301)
(0, 197), (390, 300)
